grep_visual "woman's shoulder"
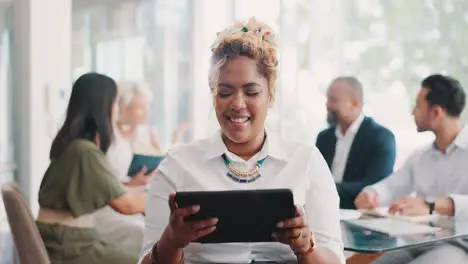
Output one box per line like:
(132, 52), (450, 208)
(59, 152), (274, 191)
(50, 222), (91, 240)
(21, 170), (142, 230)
(64, 139), (102, 158)
(46, 140), (100, 176)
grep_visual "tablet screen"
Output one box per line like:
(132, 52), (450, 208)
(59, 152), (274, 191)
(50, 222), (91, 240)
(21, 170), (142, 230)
(175, 189), (295, 243)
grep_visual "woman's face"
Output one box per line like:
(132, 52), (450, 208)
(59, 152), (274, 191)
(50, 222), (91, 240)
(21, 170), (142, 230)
(119, 94), (150, 126)
(111, 101), (119, 124)
(214, 56), (272, 144)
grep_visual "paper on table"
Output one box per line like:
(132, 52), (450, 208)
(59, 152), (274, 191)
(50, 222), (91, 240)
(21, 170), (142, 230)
(340, 209), (362, 220)
(347, 218), (442, 236)
(359, 207), (439, 223)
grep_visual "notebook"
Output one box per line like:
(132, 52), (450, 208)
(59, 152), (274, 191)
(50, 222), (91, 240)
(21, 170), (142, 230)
(127, 154), (165, 176)
(340, 209), (363, 220)
(359, 207), (439, 223)
(347, 218), (442, 236)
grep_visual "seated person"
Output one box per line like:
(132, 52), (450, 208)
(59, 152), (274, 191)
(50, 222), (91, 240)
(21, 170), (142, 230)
(316, 76), (396, 209)
(138, 18), (345, 264)
(355, 74), (468, 264)
(108, 80), (190, 185)
(95, 81), (156, 253)
(96, 80), (190, 253)
(36, 73), (146, 264)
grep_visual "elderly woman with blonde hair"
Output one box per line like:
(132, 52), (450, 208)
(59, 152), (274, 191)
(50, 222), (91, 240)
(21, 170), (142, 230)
(94, 80), (190, 254)
(108, 80), (191, 185)
(139, 17), (345, 264)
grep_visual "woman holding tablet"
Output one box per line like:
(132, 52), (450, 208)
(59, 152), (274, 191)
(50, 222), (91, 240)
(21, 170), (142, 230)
(37, 73), (146, 264)
(139, 18), (344, 264)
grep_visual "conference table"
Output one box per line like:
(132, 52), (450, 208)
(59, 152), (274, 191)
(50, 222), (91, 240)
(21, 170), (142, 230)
(341, 215), (468, 253)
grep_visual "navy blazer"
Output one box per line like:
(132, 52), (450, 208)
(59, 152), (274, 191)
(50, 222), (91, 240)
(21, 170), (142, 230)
(315, 117), (396, 209)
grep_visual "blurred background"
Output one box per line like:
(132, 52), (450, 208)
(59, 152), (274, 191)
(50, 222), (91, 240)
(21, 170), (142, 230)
(1, 0), (468, 262)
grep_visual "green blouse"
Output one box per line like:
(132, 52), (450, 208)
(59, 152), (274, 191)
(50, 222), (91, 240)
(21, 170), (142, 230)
(37, 139), (137, 264)
(38, 139), (125, 215)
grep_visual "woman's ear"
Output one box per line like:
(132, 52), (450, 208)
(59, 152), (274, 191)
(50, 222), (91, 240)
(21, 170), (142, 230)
(268, 93), (275, 108)
(212, 95), (216, 108)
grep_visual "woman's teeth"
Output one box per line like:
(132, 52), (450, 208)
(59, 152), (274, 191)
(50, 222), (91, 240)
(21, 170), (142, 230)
(229, 117), (250, 123)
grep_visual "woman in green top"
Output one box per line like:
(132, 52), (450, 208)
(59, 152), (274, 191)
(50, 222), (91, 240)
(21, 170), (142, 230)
(37, 72), (147, 264)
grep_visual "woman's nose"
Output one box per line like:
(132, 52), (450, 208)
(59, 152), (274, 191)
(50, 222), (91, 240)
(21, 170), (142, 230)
(231, 92), (246, 110)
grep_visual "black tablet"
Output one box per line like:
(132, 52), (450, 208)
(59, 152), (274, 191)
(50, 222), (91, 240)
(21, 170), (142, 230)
(127, 154), (165, 176)
(175, 189), (295, 243)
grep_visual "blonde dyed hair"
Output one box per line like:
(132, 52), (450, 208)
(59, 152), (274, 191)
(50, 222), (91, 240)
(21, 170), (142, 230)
(116, 80), (153, 107)
(209, 17), (279, 97)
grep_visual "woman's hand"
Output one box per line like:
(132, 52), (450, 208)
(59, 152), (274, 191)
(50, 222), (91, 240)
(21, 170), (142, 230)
(127, 166), (155, 186)
(273, 206), (315, 256)
(171, 120), (192, 145)
(163, 193), (218, 249)
(149, 127), (162, 151)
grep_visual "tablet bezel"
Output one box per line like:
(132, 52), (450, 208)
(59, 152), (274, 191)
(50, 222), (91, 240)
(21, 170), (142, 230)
(175, 189), (295, 243)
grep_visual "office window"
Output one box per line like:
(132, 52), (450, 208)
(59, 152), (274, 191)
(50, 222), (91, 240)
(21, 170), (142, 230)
(72, 0), (193, 150)
(233, 0), (468, 166)
(0, 2), (13, 176)
(73, 0), (468, 165)
(0, 2), (14, 263)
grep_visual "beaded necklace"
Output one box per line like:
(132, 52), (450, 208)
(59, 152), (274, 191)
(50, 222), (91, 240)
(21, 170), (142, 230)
(221, 153), (266, 183)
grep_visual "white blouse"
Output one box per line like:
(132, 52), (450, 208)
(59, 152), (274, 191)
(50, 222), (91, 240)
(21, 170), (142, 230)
(139, 131), (345, 264)
(106, 125), (160, 181)
(106, 127), (134, 181)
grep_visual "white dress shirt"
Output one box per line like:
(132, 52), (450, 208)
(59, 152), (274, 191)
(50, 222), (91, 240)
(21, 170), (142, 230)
(331, 114), (365, 183)
(139, 131), (345, 264)
(369, 126), (468, 218)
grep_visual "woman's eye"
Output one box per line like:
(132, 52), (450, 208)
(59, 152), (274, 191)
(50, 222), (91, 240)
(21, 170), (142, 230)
(218, 91), (232, 97)
(246, 88), (261, 96)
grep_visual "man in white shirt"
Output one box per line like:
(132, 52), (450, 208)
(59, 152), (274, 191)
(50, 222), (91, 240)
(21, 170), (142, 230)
(316, 76), (396, 209)
(355, 74), (468, 264)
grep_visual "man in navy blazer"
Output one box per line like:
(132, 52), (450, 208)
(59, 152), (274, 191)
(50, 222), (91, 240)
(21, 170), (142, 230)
(316, 77), (396, 209)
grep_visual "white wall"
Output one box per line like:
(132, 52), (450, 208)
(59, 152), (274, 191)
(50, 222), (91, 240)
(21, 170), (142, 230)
(12, 0), (71, 212)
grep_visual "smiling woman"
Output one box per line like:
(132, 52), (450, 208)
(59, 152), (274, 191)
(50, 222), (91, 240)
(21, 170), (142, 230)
(214, 57), (272, 159)
(139, 17), (345, 264)
(209, 19), (277, 160)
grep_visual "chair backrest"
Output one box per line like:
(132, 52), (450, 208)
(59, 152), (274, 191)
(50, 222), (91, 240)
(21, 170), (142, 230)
(1, 182), (50, 264)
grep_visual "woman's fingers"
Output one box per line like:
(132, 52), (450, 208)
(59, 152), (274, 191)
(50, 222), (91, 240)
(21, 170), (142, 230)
(276, 227), (307, 240)
(168, 193), (177, 211)
(192, 226), (217, 241)
(273, 228), (308, 247)
(169, 193), (200, 216)
(187, 218), (218, 230)
(277, 215), (306, 229)
(277, 206), (306, 229)
(295, 205), (305, 217)
(172, 205), (200, 220)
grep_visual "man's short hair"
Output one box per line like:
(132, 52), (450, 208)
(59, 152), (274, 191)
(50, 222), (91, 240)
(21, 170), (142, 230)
(331, 76), (363, 103)
(421, 74), (466, 118)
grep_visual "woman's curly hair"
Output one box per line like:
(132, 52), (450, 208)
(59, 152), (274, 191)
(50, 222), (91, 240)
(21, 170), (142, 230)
(209, 17), (279, 97)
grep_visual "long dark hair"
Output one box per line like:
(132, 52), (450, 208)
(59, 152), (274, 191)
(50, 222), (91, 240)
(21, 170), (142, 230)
(50, 72), (117, 159)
